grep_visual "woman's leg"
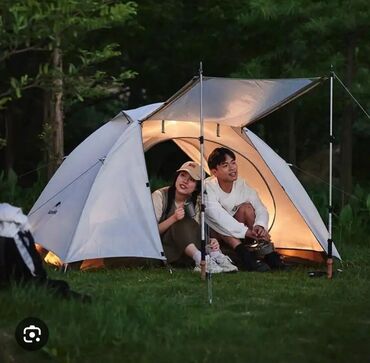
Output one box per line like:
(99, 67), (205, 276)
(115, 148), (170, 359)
(161, 217), (200, 263)
(184, 243), (201, 265)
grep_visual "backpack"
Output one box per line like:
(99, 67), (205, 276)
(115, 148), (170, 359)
(0, 231), (46, 285)
(0, 203), (90, 302)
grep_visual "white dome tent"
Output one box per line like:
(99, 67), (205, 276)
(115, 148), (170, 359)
(28, 76), (340, 267)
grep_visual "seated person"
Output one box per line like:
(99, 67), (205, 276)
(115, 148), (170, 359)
(152, 161), (237, 273)
(204, 148), (285, 272)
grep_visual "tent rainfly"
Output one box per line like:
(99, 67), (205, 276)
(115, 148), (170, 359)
(28, 77), (340, 265)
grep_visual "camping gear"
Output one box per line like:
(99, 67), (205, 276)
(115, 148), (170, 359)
(246, 240), (275, 258)
(184, 200), (196, 219)
(28, 77), (341, 267)
(0, 203), (90, 302)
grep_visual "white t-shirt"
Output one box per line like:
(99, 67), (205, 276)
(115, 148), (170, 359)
(205, 176), (269, 238)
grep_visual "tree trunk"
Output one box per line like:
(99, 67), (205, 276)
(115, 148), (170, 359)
(340, 35), (356, 206)
(43, 91), (53, 178)
(48, 36), (64, 179)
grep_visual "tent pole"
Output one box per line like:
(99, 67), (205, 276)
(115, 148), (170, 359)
(327, 66), (334, 279)
(199, 62), (207, 281)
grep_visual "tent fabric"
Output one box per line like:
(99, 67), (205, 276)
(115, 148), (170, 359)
(245, 130), (339, 258)
(142, 77), (324, 127)
(28, 77), (340, 264)
(29, 104), (165, 263)
(29, 119), (131, 262)
(63, 122), (163, 262)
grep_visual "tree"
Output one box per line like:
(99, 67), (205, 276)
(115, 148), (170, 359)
(0, 0), (137, 177)
(233, 0), (370, 201)
(120, 0), (247, 106)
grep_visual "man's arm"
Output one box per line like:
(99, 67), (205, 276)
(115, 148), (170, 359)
(243, 182), (269, 230)
(205, 187), (248, 239)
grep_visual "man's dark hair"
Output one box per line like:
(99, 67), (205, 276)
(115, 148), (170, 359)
(207, 147), (236, 170)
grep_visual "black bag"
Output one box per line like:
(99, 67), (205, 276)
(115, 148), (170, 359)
(0, 231), (90, 302)
(0, 231), (46, 285)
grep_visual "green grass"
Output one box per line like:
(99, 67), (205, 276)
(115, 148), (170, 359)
(1, 241), (370, 363)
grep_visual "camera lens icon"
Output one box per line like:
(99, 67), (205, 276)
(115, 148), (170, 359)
(15, 318), (49, 351)
(23, 324), (42, 343)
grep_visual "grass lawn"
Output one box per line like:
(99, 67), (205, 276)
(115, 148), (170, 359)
(1, 240), (369, 363)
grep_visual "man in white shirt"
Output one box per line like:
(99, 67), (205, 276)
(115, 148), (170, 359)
(205, 147), (285, 271)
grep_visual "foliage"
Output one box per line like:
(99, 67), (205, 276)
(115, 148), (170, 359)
(336, 184), (370, 244)
(0, 0), (369, 220)
(0, 0), (138, 109)
(233, 0), (370, 197)
(0, 0), (138, 177)
(304, 182), (370, 245)
(0, 168), (47, 213)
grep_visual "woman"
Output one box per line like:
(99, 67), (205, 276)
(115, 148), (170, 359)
(152, 161), (237, 273)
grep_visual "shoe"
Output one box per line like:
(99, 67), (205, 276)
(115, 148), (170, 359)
(255, 260), (271, 272)
(264, 251), (286, 270)
(235, 244), (269, 272)
(212, 254), (238, 273)
(194, 256), (223, 274)
(235, 244), (257, 271)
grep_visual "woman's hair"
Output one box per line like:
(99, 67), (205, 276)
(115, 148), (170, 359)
(164, 171), (201, 217)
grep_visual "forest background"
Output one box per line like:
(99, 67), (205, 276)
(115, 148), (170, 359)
(0, 0), (369, 243)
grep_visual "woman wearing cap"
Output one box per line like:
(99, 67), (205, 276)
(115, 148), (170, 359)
(151, 161), (237, 273)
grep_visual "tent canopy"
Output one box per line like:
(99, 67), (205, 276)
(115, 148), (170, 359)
(28, 76), (340, 264)
(142, 76), (325, 127)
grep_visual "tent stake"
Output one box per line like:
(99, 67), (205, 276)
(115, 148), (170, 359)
(199, 62), (213, 304)
(207, 270), (213, 304)
(199, 61), (207, 281)
(327, 66), (334, 279)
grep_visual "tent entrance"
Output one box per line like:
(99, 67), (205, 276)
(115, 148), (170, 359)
(142, 122), (333, 262)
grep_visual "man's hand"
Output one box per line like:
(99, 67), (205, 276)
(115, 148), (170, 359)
(245, 228), (258, 240)
(253, 225), (271, 241)
(173, 207), (185, 221)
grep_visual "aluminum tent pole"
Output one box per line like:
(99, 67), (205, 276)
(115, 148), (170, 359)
(327, 67), (334, 279)
(199, 62), (207, 281)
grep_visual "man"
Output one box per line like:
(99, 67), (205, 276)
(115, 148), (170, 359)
(205, 147), (285, 272)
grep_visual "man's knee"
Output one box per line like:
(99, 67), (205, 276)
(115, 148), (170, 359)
(238, 202), (255, 213)
(234, 202), (256, 224)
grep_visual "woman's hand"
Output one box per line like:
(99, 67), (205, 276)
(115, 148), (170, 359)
(173, 206), (185, 221)
(209, 238), (220, 251)
(159, 206), (184, 234)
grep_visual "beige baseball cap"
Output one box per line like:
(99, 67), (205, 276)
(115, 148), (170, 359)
(176, 161), (201, 181)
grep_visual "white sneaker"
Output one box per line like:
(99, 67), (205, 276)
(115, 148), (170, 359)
(194, 256), (223, 274)
(212, 254), (238, 273)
